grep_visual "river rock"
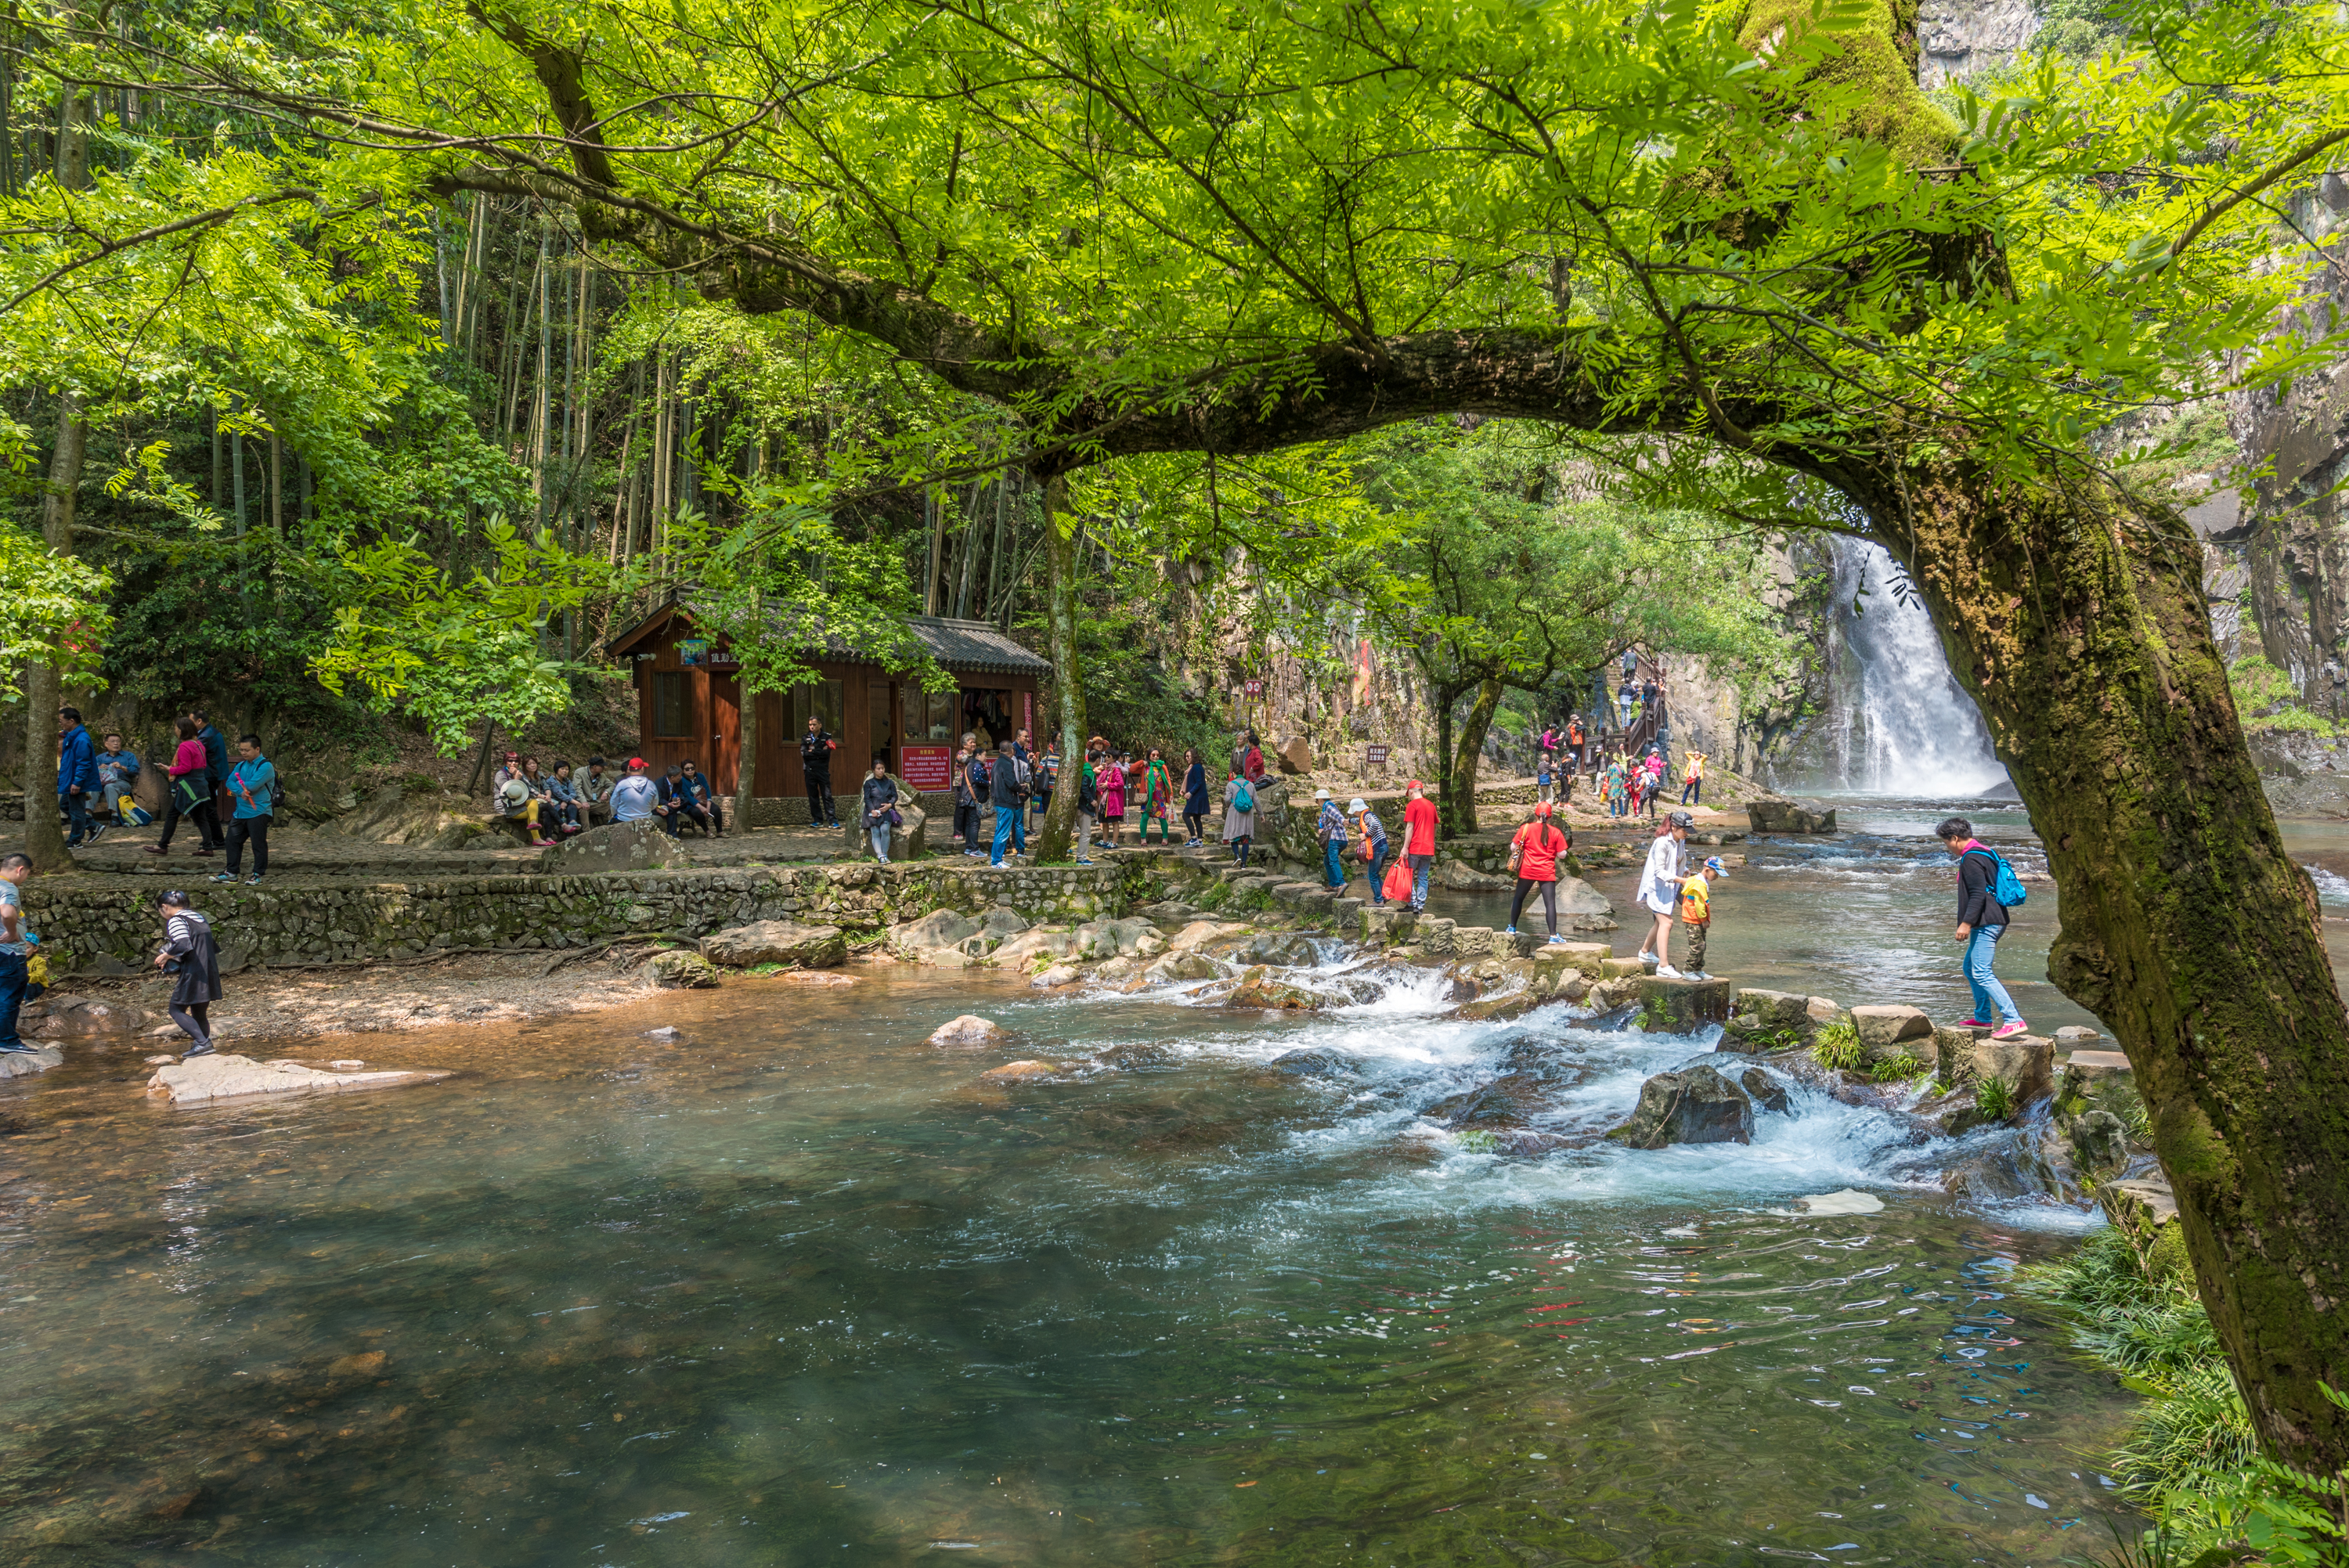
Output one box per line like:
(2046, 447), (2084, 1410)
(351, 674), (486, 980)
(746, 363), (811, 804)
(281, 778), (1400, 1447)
(1433, 860), (1511, 892)
(1142, 952), (1220, 985)
(1433, 1072), (1564, 1130)
(1720, 987), (1824, 1051)
(1030, 964), (1083, 989)
(1745, 795), (1838, 834)
(1072, 917), (1159, 960)
(1553, 877), (1612, 916)
(146, 1054), (451, 1105)
(1606, 1064), (1755, 1148)
(0, 1046), (63, 1078)
(1939, 1141), (2061, 1203)
(1169, 919), (1249, 953)
(23, 998), (152, 1038)
(1272, 1047), (1359, 1077)
(1739, 1065), (1791, 1115)
(994, 928), (1078, 967)
(2102, 1174), (2191, 1282)
(1851, 1004), (1932, 1054)
(929, 1015), (1007, 1048)
(701, 919), (847, 969)
(1225, 965), (1325, 1011)
(897, 909), (980, 951)
(538, 819), (691, 873)
(2052, 1025), (2102, 1044)
(1954, 1035), (2055, 1106)
(844, 802), (926, 861)
(2055, 1049), (2142, 1133)
(1637, 975), (1732, 1033)
(1459, 988), (1543, 1022)
(2068, 1109), (2131, 1178)
(976, 908), (1031, 939)
(645, 950), (720, 989)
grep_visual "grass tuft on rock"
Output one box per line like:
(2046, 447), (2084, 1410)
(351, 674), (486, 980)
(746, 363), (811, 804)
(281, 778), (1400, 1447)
(1810, 1019), (1867, 1072)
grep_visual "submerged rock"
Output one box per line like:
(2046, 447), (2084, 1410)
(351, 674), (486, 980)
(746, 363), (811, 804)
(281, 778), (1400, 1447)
(929, 1015), (1007, 1048)
(980, 1058), (1072, 1083)
(1606, 1064), (1755, 1148)
(645, 950), (720, 989)
(1031, 964), (1083, 989)
(701, 919), (847, 969)
(1142, 952), (1220, 986)
(1271, 1047), (1359, 1078)
(1795, 1188), (1885, 1216)
(1432, 1072), (1566, 1130)
(1458, 987), (1542, 1022)
(146, 1054), (450, 1105)
(897, 909), (980, 951)
(0, 1046), (63, 1079)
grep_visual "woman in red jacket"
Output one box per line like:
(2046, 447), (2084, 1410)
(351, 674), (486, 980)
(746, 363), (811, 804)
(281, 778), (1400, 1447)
(144, 716), (221, 856)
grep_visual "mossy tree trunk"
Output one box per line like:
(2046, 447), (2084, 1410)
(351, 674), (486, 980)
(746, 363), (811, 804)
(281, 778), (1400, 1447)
(1442, 676), (1505, 840)
(1866, 454), (2349, 1472)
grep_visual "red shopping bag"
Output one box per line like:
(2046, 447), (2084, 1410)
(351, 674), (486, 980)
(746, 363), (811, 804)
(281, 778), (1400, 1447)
(1383, 858), (1416, 903)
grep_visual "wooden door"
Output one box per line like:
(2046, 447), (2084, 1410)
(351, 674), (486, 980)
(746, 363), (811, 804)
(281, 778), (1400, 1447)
(709, 672), (742, 795)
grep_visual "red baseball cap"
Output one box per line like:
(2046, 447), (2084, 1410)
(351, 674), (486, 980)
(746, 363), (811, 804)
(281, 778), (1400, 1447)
(1405, 778), (1423, 791)
(627, 757), (646, 770)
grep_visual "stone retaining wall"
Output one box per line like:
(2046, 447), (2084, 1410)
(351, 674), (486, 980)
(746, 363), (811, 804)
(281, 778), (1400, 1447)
(26, 859), (1162, 975)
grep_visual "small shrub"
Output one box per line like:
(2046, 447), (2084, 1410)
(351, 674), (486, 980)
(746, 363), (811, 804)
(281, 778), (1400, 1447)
(1811, 1020), (1867, 1072)
(1871, 1051), (1931, 1083)
(1455, 1129), (1500, 1153)
(1926, 1076), (1958, 1098)
(1975, 1074), (2016, 1121)
(401, 772), (443, 795)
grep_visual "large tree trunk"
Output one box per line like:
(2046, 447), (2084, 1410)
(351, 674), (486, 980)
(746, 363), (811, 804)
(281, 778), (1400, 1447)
(1874, 456), (2349, 1472)
(1034, 474), (1084, 863)
(1443, 676), (1503, 839)
(24, 395), (86, 874)
(733, 682), (757, 833)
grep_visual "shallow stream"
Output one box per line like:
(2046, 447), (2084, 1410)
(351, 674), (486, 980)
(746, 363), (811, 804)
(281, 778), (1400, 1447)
(3, 926), (2147, 1564)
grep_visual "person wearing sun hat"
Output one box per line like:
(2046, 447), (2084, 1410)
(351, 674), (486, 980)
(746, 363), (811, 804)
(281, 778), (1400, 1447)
(1350, 796), (1390, 904)
(1313, 787), (1348, 890)
(1678, 854), (1727, 979)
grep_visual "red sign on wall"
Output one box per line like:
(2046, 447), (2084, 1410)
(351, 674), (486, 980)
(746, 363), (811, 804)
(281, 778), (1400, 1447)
(900, 744), (953, 791)
(1243, 679), (1264, 696)
(1022, 690), (1034, 740)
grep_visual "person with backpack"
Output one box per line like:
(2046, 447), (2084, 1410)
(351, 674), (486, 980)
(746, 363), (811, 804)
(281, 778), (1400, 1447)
(1351, 796), (1391, 904)
(1314, 787), (1349, 889)
(153, 889), (223, 1058)
(146, 715), (222, 856)
(1221, 766), (1257, 866)
(1075, 748), (1103, 865)
(990, 739), (1024, 866)
(953, 733), (986, 856)
(1008, 745), (1033, 856)
(213, 734), (276, 885)
(1936, 816), (2029, 1040)
(1504, 801), (1573, 943)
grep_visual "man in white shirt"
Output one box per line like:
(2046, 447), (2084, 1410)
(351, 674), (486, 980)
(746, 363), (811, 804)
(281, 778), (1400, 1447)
(1640, 810), (1694, 977)
(609, 758), (660, 824)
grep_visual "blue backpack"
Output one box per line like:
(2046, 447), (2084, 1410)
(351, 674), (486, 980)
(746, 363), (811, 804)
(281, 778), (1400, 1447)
(1965, 846), (2028, 908)
(1233, 779), (1254, 813)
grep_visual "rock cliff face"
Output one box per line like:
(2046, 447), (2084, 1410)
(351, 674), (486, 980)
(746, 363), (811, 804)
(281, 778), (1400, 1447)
(1917, 0), (2040, 85)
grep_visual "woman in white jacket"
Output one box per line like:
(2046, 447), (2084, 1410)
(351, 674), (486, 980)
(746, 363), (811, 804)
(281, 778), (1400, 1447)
(1640, 811), (1694, 977)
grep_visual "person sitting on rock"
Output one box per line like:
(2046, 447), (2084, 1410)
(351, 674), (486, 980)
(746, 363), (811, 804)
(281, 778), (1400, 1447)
(676, 759), (723, 836)
(153, 889), (222, 1060)
(608, 758), (659, 824)
(546, 762), (586, 834)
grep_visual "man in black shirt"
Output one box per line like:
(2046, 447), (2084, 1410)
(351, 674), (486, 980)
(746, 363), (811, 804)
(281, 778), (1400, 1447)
(800, 716), (839, 827)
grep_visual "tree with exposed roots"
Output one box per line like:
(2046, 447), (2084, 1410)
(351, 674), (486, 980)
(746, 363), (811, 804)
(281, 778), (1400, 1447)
(17, 0), (2349, 1469)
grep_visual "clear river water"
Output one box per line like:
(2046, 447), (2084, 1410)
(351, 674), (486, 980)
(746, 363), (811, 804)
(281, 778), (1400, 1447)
(18, 791), (2333, 1566)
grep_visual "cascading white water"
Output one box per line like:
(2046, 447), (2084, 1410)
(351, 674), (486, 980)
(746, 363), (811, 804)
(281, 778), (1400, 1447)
(1824, 537), (2008, 796)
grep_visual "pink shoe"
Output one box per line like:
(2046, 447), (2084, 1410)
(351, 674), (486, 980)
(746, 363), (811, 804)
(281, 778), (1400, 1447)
(1955, 1018), (1989, 1029)
(1991, 1019), (2029, 1040)
(534, 837), (557, 848)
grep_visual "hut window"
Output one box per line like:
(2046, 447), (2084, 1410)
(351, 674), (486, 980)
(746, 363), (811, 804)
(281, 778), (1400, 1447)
(652, 672), (691, 737)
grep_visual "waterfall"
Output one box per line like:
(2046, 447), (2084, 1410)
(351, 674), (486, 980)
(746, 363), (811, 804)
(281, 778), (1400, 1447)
(1819, 538), (2008, 796)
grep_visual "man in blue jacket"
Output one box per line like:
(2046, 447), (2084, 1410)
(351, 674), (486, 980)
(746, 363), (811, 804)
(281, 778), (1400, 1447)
(56, 706), (100, 848)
